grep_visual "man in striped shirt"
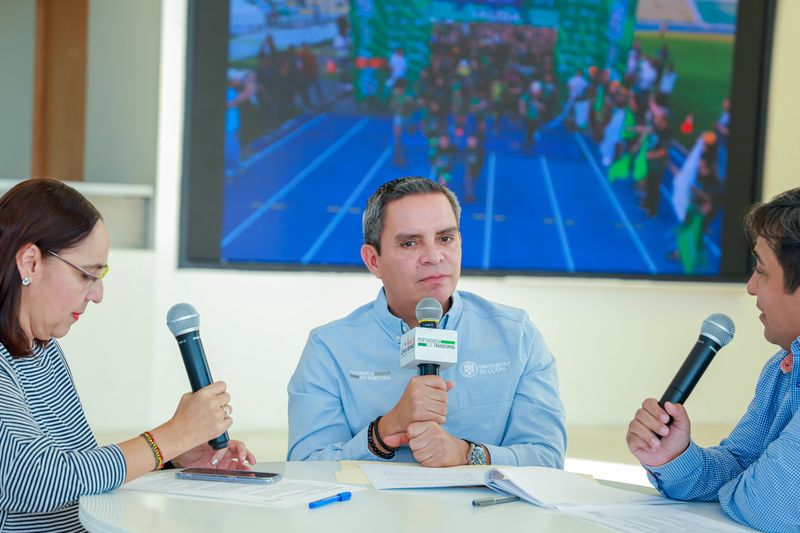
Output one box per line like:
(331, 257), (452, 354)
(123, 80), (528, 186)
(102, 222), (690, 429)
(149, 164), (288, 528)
(626, 187), (800, 532)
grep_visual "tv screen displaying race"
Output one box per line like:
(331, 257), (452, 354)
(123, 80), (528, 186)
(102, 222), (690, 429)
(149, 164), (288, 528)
(218, 0), (744, 277)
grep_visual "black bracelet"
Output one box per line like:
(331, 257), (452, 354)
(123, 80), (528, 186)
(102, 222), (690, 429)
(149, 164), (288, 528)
(367, 419), (395, 460)
(373, 416), (400, 452)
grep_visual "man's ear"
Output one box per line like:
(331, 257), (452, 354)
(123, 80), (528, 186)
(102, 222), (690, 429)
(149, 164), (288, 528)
(360, 244), (381, 279)
(16, 243), (42, 281)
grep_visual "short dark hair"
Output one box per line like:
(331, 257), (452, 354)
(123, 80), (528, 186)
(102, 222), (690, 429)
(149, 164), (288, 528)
(0, 178), (103, 357)
(362, 177), (461, 254)
(744, 187), (800, 293)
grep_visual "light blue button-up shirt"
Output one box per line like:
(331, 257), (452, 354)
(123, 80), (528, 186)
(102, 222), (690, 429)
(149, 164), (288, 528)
(645, 337), (800, 532)
(287, 289), (566, 467)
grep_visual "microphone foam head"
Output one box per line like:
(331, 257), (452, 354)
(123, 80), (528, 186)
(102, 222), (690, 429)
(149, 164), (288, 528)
(166, 303), (200, 336)
(415, 297), (443, 325)
(701, 313), (735, 347)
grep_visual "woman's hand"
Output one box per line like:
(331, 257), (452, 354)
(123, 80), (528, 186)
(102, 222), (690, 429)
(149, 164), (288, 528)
(173, 440), (257, 470)
(153, 381), (234, 460)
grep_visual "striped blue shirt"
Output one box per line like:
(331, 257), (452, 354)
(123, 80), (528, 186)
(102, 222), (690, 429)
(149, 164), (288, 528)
(288, 289), (566, 467)
(0, 340), (126, 532)
(645, 337), (800, 532)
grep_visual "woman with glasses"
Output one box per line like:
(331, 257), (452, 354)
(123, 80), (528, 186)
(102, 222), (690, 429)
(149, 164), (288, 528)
(0, 178), (254, 531)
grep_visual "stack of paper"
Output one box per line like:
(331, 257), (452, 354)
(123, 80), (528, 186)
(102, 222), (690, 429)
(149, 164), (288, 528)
(484, 466), (668, 508)
(358, 464), (667, 508)
(357, 464), (749, 531)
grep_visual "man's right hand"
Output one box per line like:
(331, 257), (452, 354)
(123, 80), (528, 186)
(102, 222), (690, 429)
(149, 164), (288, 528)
(626, 398), (691, 467)
(378, 376), (453, 439)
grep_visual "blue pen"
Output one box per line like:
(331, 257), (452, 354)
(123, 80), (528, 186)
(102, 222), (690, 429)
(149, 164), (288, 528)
(308, 491), (352, 509)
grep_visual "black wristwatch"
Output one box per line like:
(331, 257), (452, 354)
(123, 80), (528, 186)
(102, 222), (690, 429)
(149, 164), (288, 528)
(464, 440), (488, 465)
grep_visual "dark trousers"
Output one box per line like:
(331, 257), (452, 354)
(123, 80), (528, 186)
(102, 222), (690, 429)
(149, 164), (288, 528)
(644, 161), (666, 216)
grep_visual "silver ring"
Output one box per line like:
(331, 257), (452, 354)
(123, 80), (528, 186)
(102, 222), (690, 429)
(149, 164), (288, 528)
(222, 404), (232, 419)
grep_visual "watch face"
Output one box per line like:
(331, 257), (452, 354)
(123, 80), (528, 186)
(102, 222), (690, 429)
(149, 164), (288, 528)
(470, 445), (487, 465)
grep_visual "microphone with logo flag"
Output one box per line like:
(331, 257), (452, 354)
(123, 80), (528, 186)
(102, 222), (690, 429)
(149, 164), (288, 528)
(400, 298), (457, 376)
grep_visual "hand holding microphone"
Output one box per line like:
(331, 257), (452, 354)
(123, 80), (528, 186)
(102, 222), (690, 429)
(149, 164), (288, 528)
(379, 299), (459, 447)
(166, 303), (230, 450)
(627, 313), (735, 467)
(122, 303), (255, 475)
(379, 376), (454, 443)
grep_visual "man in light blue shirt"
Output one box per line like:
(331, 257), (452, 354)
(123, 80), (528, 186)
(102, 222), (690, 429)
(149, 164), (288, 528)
(626, 187), (800, 532)
(288, 177), (566, 467)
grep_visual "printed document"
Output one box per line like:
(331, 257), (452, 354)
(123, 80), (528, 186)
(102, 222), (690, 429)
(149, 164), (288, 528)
(120, 470), (363, 509)
(358, 464), (671, 508)
(562, 505), (751, 532)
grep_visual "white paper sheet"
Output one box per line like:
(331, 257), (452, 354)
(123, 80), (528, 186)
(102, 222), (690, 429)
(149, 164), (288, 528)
(486, 467), (672, 508)
(358, 464), (487, 489)
(562, 505), (750, 532)
(120, 470), (363, 509)
(358, 464), (671, 508)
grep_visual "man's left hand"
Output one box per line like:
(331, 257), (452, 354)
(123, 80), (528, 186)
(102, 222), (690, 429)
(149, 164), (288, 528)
(406, 421), (469, 467)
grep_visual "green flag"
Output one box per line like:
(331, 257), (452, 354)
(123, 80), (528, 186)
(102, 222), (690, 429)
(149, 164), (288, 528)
(622, 108), (636, 141)
(608, 152), (630, 182)
(677, 208), (704, 274)
(633, 140), (648, 182)
(593, 85), (605, 112)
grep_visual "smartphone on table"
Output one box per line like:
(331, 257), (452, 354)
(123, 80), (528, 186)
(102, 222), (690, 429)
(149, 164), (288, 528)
(175, 468), (281, 485)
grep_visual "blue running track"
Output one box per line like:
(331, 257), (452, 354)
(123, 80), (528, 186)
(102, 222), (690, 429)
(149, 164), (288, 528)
(221, 112), (721, 276)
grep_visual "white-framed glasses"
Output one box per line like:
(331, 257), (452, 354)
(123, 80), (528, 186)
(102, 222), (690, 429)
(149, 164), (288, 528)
(48, 250), (109, 286)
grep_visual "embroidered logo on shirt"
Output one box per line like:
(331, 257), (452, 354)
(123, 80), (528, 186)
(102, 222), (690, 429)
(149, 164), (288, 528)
(349, 370), (391, 381)
(461, 361), (478, 377)
(459, 360), (511, 378)
(780, 352), (793, 374)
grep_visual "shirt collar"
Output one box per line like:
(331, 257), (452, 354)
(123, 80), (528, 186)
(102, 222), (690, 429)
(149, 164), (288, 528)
(372, 288), (463, 341)
(777, 336), (800, 375)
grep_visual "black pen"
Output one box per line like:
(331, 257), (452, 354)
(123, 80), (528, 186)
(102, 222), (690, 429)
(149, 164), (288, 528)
(472, 494), (520, 507)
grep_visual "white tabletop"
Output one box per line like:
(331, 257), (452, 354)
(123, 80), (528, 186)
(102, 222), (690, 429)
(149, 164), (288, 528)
(79, 461), (740, 533)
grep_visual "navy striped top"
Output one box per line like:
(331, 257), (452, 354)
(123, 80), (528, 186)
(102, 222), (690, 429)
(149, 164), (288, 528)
(0, 340), (126, 532)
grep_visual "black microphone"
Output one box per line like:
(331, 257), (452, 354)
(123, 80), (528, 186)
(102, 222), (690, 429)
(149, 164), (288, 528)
(659, 313), (735, 407)
(416, 298), (444, 376)
(166, 303), (229, 450)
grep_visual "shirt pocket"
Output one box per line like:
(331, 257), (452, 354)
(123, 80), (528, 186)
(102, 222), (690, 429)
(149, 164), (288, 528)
(451, 382), (514, 441)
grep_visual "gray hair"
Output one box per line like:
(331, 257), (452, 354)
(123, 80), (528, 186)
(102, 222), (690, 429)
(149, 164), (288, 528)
(362, 177), (461, 254)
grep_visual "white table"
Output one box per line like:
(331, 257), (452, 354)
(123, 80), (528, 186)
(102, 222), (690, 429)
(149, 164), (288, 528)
(79, 461), (743, 532)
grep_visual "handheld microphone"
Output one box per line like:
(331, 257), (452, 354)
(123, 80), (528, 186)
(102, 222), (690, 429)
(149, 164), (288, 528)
(416, 298), (442, 330)
(166, 303), (229, 450)
(400, 298), (457, 376)
(659, 313), (735, 407)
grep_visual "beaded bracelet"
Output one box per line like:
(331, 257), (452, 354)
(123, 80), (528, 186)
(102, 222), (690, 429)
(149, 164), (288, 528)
(373, 416), (399, 452)
(141, 431), (164, 470)
(367, 419), (395, 460)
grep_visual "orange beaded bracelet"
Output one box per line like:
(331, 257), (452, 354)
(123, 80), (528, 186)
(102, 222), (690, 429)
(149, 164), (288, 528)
(141, 431), (164, 470)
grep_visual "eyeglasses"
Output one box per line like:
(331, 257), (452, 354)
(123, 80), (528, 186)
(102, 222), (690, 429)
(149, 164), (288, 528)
(48, 250), (109, 286)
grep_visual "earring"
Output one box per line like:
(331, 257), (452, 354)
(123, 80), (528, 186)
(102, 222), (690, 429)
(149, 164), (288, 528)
(21, 277), (31, 286)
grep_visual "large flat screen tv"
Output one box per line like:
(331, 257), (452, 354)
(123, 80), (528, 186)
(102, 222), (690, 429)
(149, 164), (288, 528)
(181, 0), (775, 281)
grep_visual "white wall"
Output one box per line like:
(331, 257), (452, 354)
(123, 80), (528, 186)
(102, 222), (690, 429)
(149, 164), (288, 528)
(83, 0), (161, 185)
(762, 0), (800, 200)
(0, 0), (35, 180)
(62, 0), (800, 436)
